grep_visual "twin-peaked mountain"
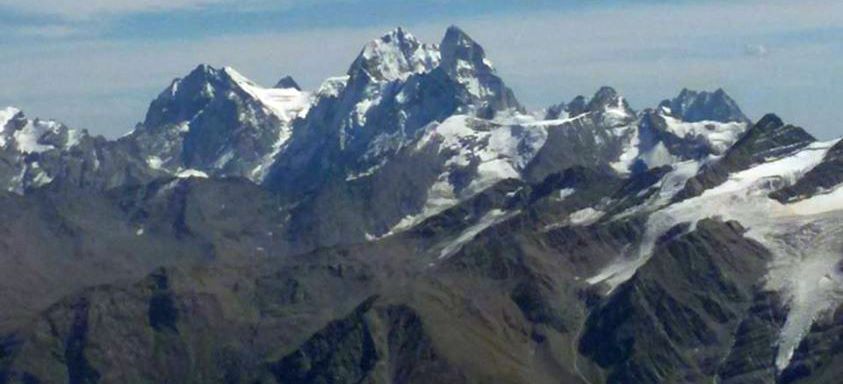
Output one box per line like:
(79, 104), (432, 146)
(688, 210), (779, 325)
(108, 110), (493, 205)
(1, 26), (841, 384)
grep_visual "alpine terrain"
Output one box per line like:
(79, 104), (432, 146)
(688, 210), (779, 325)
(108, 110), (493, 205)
(1, 27), (842, 384)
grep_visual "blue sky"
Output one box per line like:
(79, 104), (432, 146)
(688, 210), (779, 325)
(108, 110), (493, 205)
(0, 0), (841, 138)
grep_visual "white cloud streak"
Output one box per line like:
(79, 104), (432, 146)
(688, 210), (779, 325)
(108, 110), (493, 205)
(0, 0), (229, 18)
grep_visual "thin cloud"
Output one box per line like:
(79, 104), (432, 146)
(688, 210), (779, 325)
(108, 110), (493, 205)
(0, 0), (247, 19)
(745, 44), (770, 58)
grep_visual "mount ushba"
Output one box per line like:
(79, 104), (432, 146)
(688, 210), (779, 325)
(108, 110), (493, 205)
(1, 26), (842, 384)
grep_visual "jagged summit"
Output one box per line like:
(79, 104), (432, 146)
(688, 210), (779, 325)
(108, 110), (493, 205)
(659, 88), (749, 123)
(435, 26), (522, 116)
(545, 86), (634, 126)
(274, 75), (301, 90)
(143, 64), (226, 128)
(439, 25), (493, 76)
(586, 86), (631, 113)
(755, 112), (785, 129)
(348, 26), (440, 83)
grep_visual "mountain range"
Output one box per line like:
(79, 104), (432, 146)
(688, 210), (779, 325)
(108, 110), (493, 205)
(0, 26), (841, 384)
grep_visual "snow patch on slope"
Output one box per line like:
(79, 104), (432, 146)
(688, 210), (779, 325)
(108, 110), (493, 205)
(610, 124), (641, 174)
(438, 209), (517, 259)
(177, 169), (209, 179)
(662, 114), (747, 154)
(13, 120), (76, 154)
(317, 76), (350, 98)
(569, 207), (606, 226)
(224, 67), (312, 124)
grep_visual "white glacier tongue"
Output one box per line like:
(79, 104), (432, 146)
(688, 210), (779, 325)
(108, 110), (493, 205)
(588, 138), (843, 371)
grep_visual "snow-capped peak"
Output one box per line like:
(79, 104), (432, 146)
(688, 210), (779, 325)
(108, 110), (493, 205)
(0, 108), (84, 154)
(223, 67), (312, 124)
(350, 27), (440, 83)
(582, 87), (635, 127)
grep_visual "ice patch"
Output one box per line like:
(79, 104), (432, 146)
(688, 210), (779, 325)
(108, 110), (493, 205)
(559, 188), (576, 200)
(639, 141), (678, 169)
(662, 114), (747, 154)
(13, 120), (57, 154)
(569, 208), (605, 226)
(147, 156), (164, 170)
(177, 169), (209, 179)
(439, 209), (517, 259)
(346, 163), (385, 181)
(353, 96), (382, 126)
(387, 174), (458, 235)
(610, 124), (641, 174)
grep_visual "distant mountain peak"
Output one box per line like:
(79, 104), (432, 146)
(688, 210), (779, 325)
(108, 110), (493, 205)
(587, 86), (630, 112)
(659, 88), (749, 123)
(440, 25), (494, 77)
(275, 75), (301, 90)
(437, 26), (522, 116)
(755, 113), (784, 129)
(349, 26), (440, 83)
